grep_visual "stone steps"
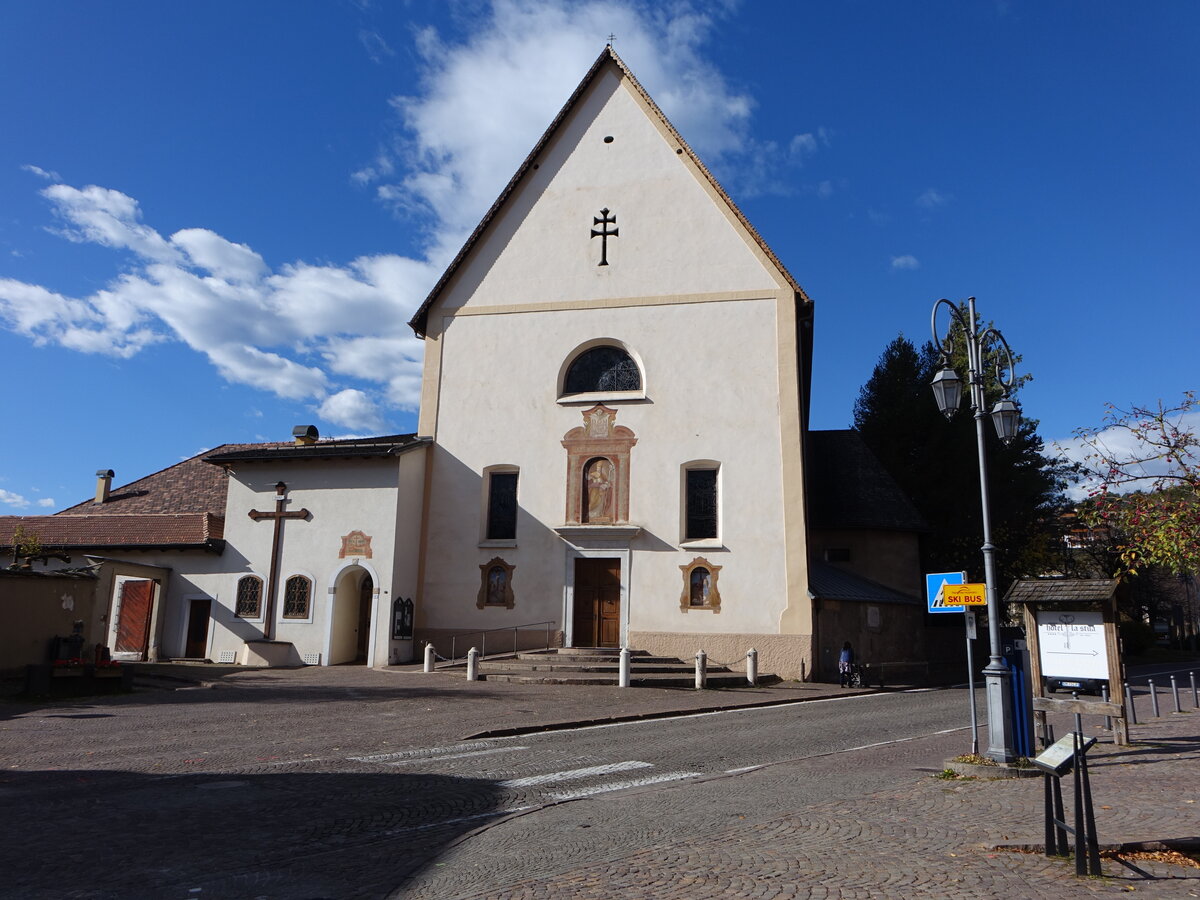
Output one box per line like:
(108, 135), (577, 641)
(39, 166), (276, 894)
(469, 647), (773, 688)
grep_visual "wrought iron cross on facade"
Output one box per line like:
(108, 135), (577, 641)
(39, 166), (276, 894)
(248, 481), (311, 640)
(591, 208), (618, 266)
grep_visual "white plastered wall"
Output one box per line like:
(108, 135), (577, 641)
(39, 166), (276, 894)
(421, 297), (792, 642)
(211, 452), (425, 666)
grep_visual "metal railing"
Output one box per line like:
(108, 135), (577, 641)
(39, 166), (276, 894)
(442, 620), (557, 664)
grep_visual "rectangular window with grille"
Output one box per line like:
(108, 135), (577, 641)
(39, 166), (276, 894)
(487, 471), (519, 540)
(283, 576), (311, 619)
(685, 468), (718, 540)
(235, 577), (262, 618)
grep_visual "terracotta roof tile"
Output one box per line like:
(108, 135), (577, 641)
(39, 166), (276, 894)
(55, 443), (274, 517)
(0, 513), (221, 549)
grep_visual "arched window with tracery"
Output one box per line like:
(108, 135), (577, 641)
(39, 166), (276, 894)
(562, 345), (642, 396)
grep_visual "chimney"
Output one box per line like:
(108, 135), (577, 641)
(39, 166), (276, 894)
(94, 469), (114, 504)
(292, 425), (319, 446)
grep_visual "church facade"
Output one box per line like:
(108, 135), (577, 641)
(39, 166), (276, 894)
(3, 48), (932, 682)
(410, 47), (815, 676)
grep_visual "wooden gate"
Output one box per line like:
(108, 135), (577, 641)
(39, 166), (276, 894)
(115, 580), (155, 656)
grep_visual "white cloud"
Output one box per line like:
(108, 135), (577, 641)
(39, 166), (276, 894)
(816, 180), (834, 199)
(0, 489), (30, 509)
(361, 0), (803, 247)
(891, 254), (920, 270)
(0, 182), (432, 431)
(789, 133), (818, 157)
(359, 28), (395, 64)
(1053, 409), (1200, 501)
(22, 164), (61, 181)
(36, 498), (55, 508)
(916, 188), (949, 209)
(318, 389), (386, 432)
(2, 1), (799, 435)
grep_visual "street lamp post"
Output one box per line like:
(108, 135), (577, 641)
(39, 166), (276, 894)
(931, 296), (1021, 763)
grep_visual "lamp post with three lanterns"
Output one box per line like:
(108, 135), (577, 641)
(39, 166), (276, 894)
(930, 296), (1021, 763)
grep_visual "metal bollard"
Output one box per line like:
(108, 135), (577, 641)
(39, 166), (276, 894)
(1101, 684), (1112, 730)
(424, 642), (436, 673)
(1192, 671), (1198, 708)
(466, 647), (479, 681)
(746, 648), (758, 685)
(695, 649), (707, 690)
(619, 646), (631, 688)
(1125, 682), (1137, 725)
(1172, 675), (1182, 713)
(1149, 678), (1160, 718)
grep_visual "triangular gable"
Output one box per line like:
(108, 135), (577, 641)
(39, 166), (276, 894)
(408, 45), (809, 337)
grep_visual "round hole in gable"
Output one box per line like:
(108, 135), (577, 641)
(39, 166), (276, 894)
(603, 135), (614, 143)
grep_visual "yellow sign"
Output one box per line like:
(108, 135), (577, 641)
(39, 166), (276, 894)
(944, 584), (987, 606)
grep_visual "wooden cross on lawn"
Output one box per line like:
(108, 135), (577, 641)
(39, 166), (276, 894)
(248, 481), (311, 640)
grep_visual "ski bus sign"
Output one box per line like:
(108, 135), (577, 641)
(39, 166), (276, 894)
(926, 571), (967, 614)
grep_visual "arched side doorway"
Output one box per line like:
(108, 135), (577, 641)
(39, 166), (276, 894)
(325, 562), (380, 666)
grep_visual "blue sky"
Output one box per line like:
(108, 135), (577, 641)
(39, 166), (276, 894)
(1, 0), (1197, 511)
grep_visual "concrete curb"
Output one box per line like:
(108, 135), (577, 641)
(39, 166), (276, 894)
(463, 686), (892, 739)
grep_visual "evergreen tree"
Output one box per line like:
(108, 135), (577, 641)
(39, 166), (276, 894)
(853, 331), (1073, 594)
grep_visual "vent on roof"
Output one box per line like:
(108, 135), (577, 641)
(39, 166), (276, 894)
(292, 425), (319, 446)
(94, 469), (114, 505)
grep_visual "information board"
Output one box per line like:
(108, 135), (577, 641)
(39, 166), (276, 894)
(1032, 733), (1096, 775)
(1036, 610), (1109, 680)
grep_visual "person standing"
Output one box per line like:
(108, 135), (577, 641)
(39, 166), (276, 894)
(838, 641), (854, 686)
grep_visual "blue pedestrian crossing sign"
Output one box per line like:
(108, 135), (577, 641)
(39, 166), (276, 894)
(926, 571), (967, 614)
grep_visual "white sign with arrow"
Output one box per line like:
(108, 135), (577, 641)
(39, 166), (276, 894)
(1036, 610), (1108, 680)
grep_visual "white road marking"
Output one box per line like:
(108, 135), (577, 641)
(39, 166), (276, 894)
(348, 741), (500, 762)
(500, 760), (652, 788)
(385, 746), (527, 765)
(547, 770), (701, 801)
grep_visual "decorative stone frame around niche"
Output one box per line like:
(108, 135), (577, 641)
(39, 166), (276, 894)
(562, 404), (637, 525)
(477, 557), (516, 609)
(679, 557), (722, 613)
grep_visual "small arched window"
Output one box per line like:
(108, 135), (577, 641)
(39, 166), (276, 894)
(563, 346), (641, 395)
(235, 576), (262, 618)
(283, 575), (312, 619)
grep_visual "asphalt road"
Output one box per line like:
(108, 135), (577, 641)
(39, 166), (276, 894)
(2, 682), (980, 899)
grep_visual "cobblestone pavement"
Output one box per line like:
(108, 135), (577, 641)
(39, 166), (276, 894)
(396, 705), (1200, 899)
(1, 663), (1197, 899)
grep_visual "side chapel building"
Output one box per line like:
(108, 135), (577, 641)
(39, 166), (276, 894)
(1, 48), (928, 681)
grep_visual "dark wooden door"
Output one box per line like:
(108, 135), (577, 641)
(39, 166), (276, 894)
(184, 599), (211, 658)
(573, 558), (621, 648)
(355, 575), (373, 662)
(115, 580), (154, 655)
